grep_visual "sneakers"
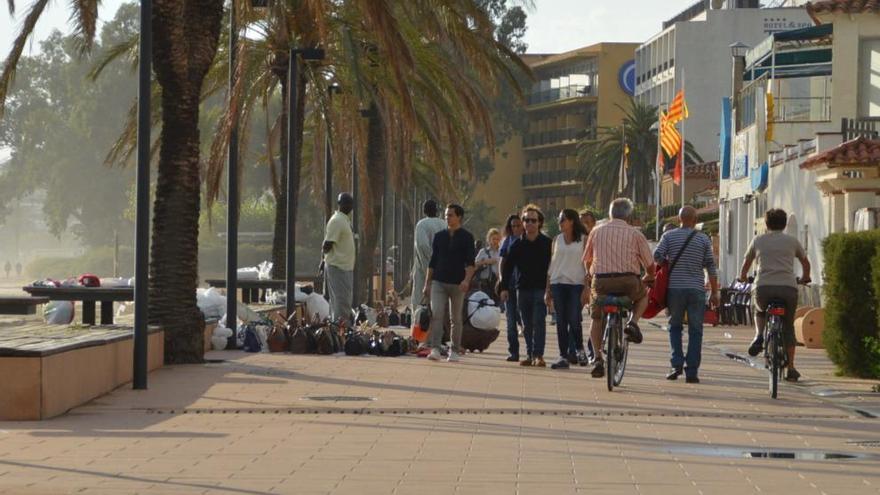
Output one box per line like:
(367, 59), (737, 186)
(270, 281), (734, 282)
(577, 350), (589, 367)
(447, 350), (460, 362)
(785, 368), (801, 382)
(666, 367), (683, 380)
(625, 322), (643, 344)
(590, 360), (605, 378)
(534, 357), (547, 367)
(748, 335), (764, 357)
(550, 357), (570, 369)
(427, 349), (442, 361)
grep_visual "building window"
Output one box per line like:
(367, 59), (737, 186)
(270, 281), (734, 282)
(860, 39), (880, 118)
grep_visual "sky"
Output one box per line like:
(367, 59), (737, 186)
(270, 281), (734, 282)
(0, 0), (702, 58)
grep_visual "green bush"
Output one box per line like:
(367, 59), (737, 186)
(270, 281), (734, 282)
(26, 246), (135, 280)
(822, 230), (880, 378)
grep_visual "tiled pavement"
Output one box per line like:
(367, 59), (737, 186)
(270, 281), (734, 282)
(1, 318), (878, 494)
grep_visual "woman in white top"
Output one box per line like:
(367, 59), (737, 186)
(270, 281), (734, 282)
(474, 228), (502, 299)
(546, 208), (589, 369)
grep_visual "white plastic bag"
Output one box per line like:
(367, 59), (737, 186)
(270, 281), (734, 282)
(237, 267), (259, 280)
(100, 277), (132, 288)
(44, 301), (75, 325)
(467, 291), (501, 330)
(211, 335), (229, 350)
(257, 261), (273, 280)
(213, 326), (233, 338)
(304, 292), (330, 321)
(197, 288), (226, 321)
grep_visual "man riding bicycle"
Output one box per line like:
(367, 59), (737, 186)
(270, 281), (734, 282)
(739, 208), (811, 382)
(582, 198), (656, 378)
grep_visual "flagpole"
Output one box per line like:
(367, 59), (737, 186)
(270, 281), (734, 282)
(680, 70), (686, 207)
(655, 111), (662, 241)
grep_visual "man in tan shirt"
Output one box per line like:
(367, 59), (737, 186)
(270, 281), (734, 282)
(582, 198), (656, 378)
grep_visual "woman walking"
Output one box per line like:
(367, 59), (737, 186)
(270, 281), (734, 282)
(547, 209), (590, 369)
(499, 214), (524, 361)
(475, 228), (502, 300)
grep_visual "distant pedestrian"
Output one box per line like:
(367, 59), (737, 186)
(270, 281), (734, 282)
(547, 209), (590, 369)
(412, 200), (447, 311)
(579, 210), (597, 234)
(3, 260), (10, 278)
(14, 262), (21, 277)
(475, 228), (501, 299)
(500, 204), (552, 368)
(499, 214), (524, 361)
(653, 206), (719, 384)
(322, 193), (356, 323)
(423, 204), (476, 362)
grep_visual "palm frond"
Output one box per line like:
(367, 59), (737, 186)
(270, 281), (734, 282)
(0, 0), (51, 119)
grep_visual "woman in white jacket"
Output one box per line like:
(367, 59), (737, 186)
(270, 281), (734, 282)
(546, 208), (589, 369)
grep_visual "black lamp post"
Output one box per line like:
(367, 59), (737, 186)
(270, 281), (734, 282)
(286, 47), (325, 318)
(132, 0), (152, 390)
(323, 83), (340, 300)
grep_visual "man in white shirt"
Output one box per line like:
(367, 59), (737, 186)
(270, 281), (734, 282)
(323, 193), (356, 323)
(412, 200), (447, 309)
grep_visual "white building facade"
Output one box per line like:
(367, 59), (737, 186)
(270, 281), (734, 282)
(635, 0), (812, 162)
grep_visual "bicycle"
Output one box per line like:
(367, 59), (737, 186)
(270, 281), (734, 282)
(761, 278), (809, 399)
(597, 294), (633, 392)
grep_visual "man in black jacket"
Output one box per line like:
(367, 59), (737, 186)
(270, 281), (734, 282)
(500, 204), (552, 367)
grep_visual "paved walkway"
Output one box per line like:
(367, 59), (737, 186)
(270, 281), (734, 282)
(1, 317), (878, 494)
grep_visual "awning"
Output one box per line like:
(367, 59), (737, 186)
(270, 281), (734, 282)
(743, 24), (833, 81)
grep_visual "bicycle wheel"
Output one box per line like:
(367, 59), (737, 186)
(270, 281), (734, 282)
(605, 314), (616, 392)
(767, 329), (779, 399)
(613, 321), (629, 387)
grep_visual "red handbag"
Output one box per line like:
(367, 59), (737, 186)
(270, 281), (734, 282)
(642, 231), (698, 319)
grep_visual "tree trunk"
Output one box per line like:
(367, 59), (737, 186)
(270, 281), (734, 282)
(356, 103), (385, 305)
(271, 73), (288, 279)
(150, 0), (223, 364)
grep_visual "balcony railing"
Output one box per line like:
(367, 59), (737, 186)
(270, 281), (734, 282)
(771, 96), (831, 123)
(841, 117), (879, 141)
(528, 85), (594, 105)
(522, 169), (578, 187)
(523, 128), (591, 148)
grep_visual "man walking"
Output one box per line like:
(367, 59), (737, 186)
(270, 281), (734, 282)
(3, 261), (10, 278)
(322, 193), (356, 323)
(500, 204), (553, 367)
(653, 206), (719, 384)
(423, 204), (476, 362)
(583, 198), (655, 378)
(412, 200), (446, 310)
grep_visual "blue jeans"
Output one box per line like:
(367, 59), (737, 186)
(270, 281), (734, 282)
(551, 284), (584, 358)
(518, 288), (547, 358)
(667, 288), (706, 377)
(505, 294), (520, 358)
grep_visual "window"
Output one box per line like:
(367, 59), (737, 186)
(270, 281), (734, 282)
(860, 39), (880, 118)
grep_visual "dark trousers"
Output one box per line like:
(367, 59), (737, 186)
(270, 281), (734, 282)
(551, 284), (584, 358)
(505, 294), (519, 358)
(518, 288), (547, 358)
(667, 288), (706, 377)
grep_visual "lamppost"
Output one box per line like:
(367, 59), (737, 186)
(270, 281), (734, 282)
(730, 42), (749, 130)
(133, 0), (152, 390)
(286, 47), (325, 318)
(226, 0), (268, 348)
(323, 83), (340, 301)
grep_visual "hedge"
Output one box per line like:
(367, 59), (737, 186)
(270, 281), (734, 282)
(822, 230), (880, 378)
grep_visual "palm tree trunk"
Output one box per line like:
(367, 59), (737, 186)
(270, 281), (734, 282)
(271, 73), (288, 279)
(150, 0), (223, 364)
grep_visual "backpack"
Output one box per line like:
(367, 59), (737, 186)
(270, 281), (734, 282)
(466, 291), (501, 330)
(242, 326), (261, 353)
(388, 310), (400, 326)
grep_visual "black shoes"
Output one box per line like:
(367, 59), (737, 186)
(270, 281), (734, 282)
(748, 335), (764, 357)
(625, 322), (643, 344)
(685, 376), (700, 384)
(590, 360), (605, 378)
(666, 367), (683, 380)
(785, 368), (801, 382)
(506, 355), (520, 362)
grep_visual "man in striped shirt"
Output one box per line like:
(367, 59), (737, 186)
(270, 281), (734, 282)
(653, 206), (720, 384)
(583, 198), (656, 379)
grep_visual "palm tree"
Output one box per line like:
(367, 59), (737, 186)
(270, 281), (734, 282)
(3, 0), (225, 363)
(577, 98), (702, 208)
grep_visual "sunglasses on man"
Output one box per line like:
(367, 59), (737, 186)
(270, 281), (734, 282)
(522, 217), (539, 224)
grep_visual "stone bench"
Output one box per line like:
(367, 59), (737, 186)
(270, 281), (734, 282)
(0, 322), (164, 420)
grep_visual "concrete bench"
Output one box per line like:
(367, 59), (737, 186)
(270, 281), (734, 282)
(0, 322), (163, 420)
(21, 286), (134, 325)
(0, 296), (49, 315)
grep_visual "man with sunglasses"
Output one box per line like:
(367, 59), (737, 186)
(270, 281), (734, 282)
(423, 204), (476, 362)
(500, 204), (553, 367)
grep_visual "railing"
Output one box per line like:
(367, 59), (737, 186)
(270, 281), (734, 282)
(841, 117), (879, 141)
(771, 96), (831, 123)
(528, 85), (594, 105)
(523, 128), (591, 148)
(522, 169), (578, 187)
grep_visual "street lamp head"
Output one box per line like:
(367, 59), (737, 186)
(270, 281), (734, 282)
(729, 41), (749, 59)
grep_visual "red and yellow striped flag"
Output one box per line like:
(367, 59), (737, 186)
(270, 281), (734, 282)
(667, 89), (689, 125)
(659, 111), (681, 158)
